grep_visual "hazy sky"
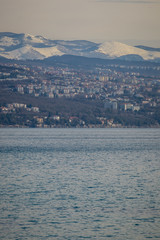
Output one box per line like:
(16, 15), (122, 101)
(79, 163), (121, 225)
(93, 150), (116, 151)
(0, 0), (160, 46)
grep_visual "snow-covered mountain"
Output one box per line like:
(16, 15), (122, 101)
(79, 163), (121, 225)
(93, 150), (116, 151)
(0, 32), (64, 59)
(0, 32), (160, 62)
(96, 41), (160, 61)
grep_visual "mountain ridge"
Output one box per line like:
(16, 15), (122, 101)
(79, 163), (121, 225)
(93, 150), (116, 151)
(0, 32), (160, 62)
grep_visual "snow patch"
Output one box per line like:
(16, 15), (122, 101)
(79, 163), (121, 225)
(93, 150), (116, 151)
(24, 34), (47, 44)
(36, 46), (64, 57)
(0, 36), (20, 47)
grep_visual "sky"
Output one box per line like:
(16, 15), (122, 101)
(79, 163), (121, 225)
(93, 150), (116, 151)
(0, 0), (160, 47)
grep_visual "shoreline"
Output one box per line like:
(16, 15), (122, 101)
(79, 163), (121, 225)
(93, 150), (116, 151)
(0, 125), (160, 129)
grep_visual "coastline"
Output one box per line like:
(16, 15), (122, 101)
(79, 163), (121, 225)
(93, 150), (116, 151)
(0, 124), (160, 128)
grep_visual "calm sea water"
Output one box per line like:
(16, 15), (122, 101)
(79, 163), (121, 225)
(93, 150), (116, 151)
(0, 128), (160, 240)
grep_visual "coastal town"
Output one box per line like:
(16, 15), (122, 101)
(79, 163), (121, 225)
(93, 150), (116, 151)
(0, 59), (160, 127)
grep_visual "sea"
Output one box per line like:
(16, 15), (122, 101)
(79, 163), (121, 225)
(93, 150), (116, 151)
(0, 128), (160, 240)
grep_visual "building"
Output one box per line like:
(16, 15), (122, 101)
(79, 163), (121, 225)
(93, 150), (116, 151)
(104, 101), (118, 110)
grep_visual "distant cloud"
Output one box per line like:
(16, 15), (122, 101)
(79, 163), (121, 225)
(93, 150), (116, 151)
(97, 0), (160, 3)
